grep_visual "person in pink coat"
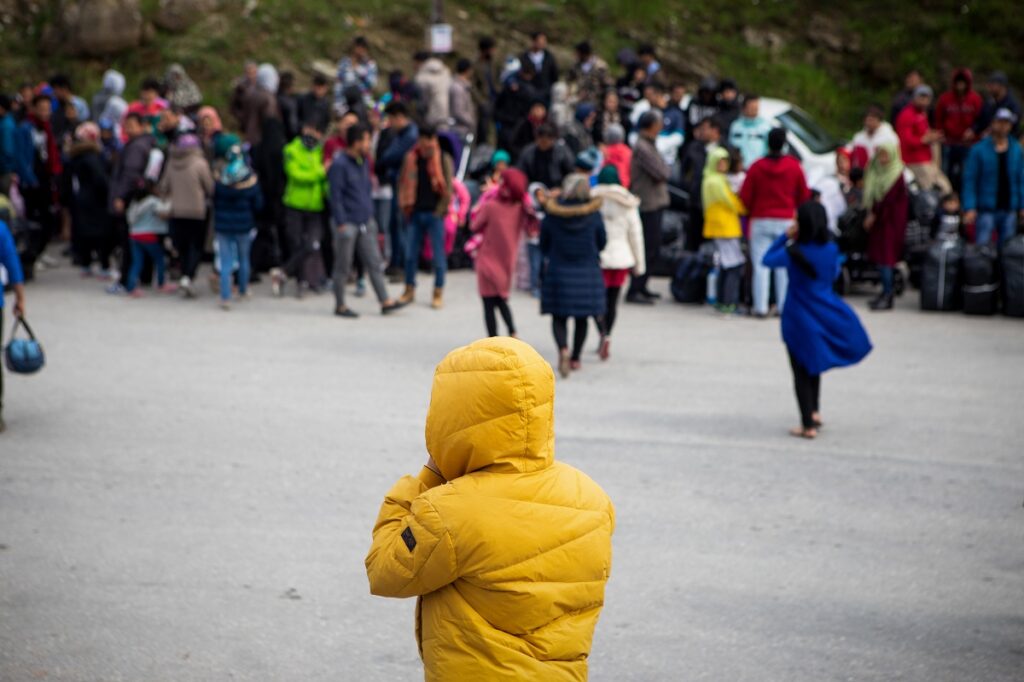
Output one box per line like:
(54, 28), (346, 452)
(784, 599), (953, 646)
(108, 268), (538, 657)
(470, 168), (536, 336)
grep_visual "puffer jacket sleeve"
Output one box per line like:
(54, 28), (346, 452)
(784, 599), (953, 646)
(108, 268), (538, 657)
(365, 467), (458, 599)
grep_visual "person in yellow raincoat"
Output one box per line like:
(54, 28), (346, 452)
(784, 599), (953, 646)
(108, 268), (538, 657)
(702, 145), (747, 313)
(365, 337), (615, 681)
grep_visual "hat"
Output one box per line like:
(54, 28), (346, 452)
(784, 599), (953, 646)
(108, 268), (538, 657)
(575, 148), (600, 172)
(491, 149), (511, 167)
(575, 102), (596, 123)
(913, 84), (934, 99)
(988, 71), (1010, 86)
(994, 107), (1018, 123)
(213, 132), (240, 159)
(597, 165), (621, 185)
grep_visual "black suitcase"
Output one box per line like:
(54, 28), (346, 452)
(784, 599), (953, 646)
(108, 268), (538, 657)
(671, 249), (710, 304)
(919, 239), (962, 311)
(961, 244), (999, 315)
(1001, 234), (1024, 317)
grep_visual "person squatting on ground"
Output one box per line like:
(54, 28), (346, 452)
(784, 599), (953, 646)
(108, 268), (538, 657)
(591, 164), (645, 361)
(469, 167), (535, 337)
(762, 201), (872, 439)
(540, 173), (607, 378)
(365, 337), (614, 682)
(327, 123), (406, 318)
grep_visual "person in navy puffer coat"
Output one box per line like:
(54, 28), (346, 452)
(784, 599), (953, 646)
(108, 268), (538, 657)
(212, 136), (263, 308)
(540, 172), (606, 378)
(763, 201), (872, 440)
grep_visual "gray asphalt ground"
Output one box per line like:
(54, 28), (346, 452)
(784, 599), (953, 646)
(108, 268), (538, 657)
(1, 262), (1022, 682)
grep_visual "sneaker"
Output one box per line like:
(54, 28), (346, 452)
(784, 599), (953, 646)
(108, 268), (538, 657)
(157, 283), (179, 294)
(180, 276), (196, 298)
(625, 293), (654, 305)
(355, 279), (367, 297)
(220, 300), (231, 311)
(334, 307), (359, 318)
(106, 283), (127, 295)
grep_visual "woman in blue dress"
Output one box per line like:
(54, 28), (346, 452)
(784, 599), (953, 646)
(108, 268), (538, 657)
(763, 201), (872, 439)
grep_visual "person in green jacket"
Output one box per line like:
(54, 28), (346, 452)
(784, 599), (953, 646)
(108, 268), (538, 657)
(275, 124), (328, 296)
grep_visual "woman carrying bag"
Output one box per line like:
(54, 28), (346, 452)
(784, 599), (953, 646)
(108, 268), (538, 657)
(0, 217), (27, 433)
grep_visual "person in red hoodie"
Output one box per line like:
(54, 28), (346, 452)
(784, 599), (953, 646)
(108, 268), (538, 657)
(896, 85), (951, 193)
(739, 128), (810, 317)
(935, 69), (983, 193)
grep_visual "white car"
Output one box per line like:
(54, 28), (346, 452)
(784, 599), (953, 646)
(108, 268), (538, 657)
(758, 98), (840, 188)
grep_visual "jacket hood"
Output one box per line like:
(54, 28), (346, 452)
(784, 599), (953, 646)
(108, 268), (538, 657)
(951, 67), (974, 90)
(169, 145), (203, 166)
(590, 183), (639, 208)
(103, 70), (126, 96)
(543, 197), (603, 223)
(70, 140), (101, 158)
(425, 338), (555, 481)
(420, 58), (449, 77)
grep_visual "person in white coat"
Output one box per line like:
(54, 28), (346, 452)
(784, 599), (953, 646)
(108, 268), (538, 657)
(591, 165), (645, 360)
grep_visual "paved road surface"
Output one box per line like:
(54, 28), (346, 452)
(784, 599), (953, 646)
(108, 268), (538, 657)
(1, 265), (1022, 681)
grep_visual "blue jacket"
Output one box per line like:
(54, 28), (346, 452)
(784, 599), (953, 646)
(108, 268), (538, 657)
(12, 121), (38, 188)
(0, 220), (25, 307)
(0, 113), (16, 176)
(540, 198), (607, 318)
(377, 123), (418, 185)
(213, 176), (264, 234)
(729, 116), (773, 169)
(962, 137), (1024, 213)
(327, 151), (373, 226)
(763, 234), (872, 375)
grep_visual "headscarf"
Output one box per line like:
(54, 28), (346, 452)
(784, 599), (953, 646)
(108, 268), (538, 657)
(497, 167), (528, 203)
(561, 172), (592, 202)
(575, 102), (596, 123)
(597, 165), (620, 185)
(862, 142), (905, 210)
(214, 133), (241, 160)
(75, 121), (100, 143)
(165, 64), (202, 109)
(198, 106), (222, 139)
(220, 143), (253, 185)
(256, 64), (279, 94)
(174, 133), (202, 150)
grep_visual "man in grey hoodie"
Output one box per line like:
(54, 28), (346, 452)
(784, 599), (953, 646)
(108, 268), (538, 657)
(91, 70), (128, 132)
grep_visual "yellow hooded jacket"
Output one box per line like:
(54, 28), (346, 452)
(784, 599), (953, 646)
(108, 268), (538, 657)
(365, 338), (615, 681)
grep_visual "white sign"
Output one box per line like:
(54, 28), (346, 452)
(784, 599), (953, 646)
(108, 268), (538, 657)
(428, 24), (453, 54)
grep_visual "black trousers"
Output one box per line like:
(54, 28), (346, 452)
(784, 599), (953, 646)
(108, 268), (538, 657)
(282, 208), (326, 285)
(600, 286), (622, 335)
(74, 232), (115, 270)
(483, 296), (515, 337)
(170, 217), (208, 280)
(719, 265), (742, 306)
(629, 209), (663, 295)
(789, 351), (821, 429)
(552, 316), (588, 361)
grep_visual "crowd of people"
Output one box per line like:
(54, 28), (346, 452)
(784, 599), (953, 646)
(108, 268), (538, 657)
(0, 32), (1021, 434)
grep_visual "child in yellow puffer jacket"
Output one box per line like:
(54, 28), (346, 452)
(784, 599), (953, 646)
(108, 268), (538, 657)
(702, 146), (747, 312)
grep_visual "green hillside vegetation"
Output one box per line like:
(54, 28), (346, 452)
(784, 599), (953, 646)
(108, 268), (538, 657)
(2, 0), (1022, 138)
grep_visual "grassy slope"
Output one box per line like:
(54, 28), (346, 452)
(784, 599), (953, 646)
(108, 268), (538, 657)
(2, 0), (1022, 138)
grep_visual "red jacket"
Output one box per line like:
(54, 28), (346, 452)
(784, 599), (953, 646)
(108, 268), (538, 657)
(934, 69), (983, 145)
(896, 104), (932, 164)
(738, 154), (810, 220)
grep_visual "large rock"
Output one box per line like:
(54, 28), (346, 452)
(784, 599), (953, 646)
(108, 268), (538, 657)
(154, 0), (218, 32)
(55, 0), (144, 56)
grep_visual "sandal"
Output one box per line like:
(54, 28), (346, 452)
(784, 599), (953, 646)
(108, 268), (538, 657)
(789, 427), (818, 440)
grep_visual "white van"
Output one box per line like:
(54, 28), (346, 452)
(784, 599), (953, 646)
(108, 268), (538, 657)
(758, 98), (841, 188)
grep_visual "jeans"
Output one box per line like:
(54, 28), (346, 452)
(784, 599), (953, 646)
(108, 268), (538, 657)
(374, 197), (394, 264)
(789, 351), (821, 430)
(127, 240), (166, 291)
(333, 221), (389, 309)
(528, 242), (542, 296)
(975, 211), (1018, 247)
(751, 218), (791, 315)
(405, 211), (446, 288)
(215, 232), (253, 301)
(388, 194), (406, 270)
